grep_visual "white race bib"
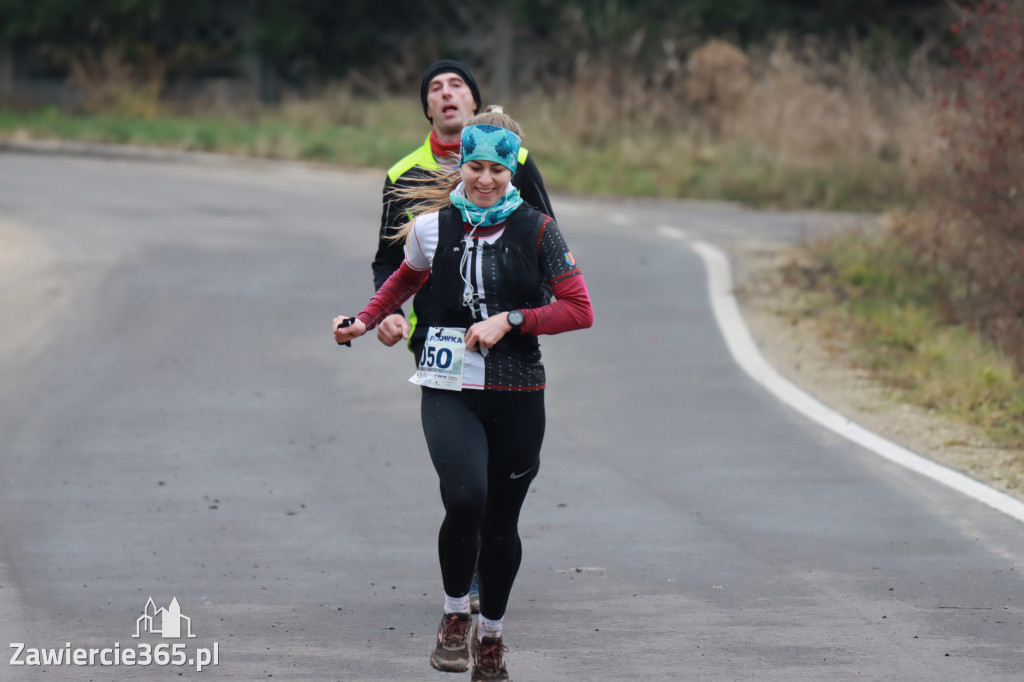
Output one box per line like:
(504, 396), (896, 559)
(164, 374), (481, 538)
(409, 327), (467, 391)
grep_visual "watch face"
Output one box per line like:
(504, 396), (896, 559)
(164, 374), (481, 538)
(509, 310), (524, 326)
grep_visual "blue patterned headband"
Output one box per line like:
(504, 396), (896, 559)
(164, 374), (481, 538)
(459, 124), (521, 174)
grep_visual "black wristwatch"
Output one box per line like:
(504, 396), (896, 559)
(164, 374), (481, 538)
(507, 309), (525, 333)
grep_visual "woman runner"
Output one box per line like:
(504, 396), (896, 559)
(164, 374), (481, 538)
(333, 106), (593, 680)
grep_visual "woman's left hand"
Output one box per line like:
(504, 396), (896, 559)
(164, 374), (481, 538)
(465, 313), (512, 351)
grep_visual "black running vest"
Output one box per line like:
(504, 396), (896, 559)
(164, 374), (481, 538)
(428, 204), (551, 364)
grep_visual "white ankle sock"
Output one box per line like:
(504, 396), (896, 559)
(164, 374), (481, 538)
(444, 592), (471, 615)
(477, 615), (503, 640)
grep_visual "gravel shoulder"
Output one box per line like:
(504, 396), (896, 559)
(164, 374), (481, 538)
(731, 241), (1024, 505)
(0, 216), (73, 363)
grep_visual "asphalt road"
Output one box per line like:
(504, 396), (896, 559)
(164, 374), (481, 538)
(0, 152), (1022, 681)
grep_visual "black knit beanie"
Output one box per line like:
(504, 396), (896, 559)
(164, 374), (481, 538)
(420, 59), (482, 121)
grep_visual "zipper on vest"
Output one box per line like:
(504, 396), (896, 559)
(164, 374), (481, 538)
(468, 237), (482, 320)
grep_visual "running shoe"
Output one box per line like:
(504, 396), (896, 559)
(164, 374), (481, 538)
(471, 630), (510, 681)
(429, 612), (472, 672)
(469, 574), (481, 614)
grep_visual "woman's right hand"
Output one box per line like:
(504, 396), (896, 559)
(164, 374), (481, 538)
(376, 313), (410, 347)
(333, 316), (367, 345)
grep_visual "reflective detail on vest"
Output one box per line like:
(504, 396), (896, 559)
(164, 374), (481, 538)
(407, 306), (419, 353)
(387, 136), (439, 183)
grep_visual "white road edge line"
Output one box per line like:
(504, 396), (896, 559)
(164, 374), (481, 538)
(687, 238), (1024, 525)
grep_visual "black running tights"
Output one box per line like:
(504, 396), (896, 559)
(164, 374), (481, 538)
(420, 387), (544, 621)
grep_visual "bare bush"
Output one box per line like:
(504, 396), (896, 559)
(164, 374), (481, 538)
(685, 39), (751, 125)
(908, 0), (1024, 368)
(67, 49), (165, 117)
(713, 38), (931, 169)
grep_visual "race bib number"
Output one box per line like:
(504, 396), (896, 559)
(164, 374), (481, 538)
(410, 327), (466, 391)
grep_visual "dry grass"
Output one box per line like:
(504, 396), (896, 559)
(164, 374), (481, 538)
(506, 37), (938, 209)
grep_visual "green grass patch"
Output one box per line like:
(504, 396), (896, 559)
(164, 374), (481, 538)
(0, 103), (907, 212)
(0, 103), (427, 170)
(789, 229), (1024, 447)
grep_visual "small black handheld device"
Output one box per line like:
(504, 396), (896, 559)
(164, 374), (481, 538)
(336, 317), (354, 347)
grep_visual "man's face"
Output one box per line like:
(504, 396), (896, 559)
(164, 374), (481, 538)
(426, 73), (477, 137)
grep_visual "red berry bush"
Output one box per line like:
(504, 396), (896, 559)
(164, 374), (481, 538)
(922, 1), (1024, 368)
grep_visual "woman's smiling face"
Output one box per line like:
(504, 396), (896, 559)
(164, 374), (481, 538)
(461, 160), (512, 208)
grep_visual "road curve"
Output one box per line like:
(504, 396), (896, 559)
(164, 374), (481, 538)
(0, 152), (1021, 681)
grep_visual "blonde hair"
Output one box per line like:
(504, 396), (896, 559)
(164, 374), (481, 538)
(387, 105), (522, 243)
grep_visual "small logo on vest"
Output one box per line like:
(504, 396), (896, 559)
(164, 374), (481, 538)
(564, 251), (576, 267)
